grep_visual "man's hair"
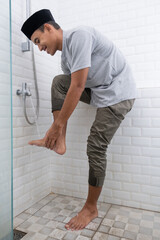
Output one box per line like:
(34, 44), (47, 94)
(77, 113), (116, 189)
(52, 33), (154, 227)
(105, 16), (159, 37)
(38, 20), (60, 31)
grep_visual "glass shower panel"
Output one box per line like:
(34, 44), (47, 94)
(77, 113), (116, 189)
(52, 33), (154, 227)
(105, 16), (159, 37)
(0, 0), (13, 239)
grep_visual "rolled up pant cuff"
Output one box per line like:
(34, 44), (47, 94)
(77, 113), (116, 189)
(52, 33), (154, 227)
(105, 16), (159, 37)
(88, 170), (105, 187)
(51, 98), (64, 112)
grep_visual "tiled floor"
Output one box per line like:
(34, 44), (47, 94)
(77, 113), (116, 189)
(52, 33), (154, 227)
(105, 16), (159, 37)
(14, 193), (160, 240)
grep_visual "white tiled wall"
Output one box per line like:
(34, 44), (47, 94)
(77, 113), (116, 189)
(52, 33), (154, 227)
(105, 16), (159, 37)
(57, 0), (160, 88)
(12, 0), (60, 216)
(11, 0), (160, 217)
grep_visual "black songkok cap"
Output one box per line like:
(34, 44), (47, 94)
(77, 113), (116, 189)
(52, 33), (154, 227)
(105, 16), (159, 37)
(21, 9), (55, 40)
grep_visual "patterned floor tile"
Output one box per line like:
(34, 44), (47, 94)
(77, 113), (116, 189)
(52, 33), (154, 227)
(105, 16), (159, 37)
(123, 230), (137, 240)
(17, 212), (32, 221)
(81, 229), (95, 238)
(57, 222), (68, 231)
(92, 232), (109, 240)
(108, 236), (120, 240)
(21, 232), (35, 240)
(39, 227), (53, 235)
(27, 223), (44, 232)
(153, 229), (160, 238)
(109, 227), (124, 237)
(76, 236), (91, 240)
(36, 218), (50, 225)
(49, 228), (66, 239)
(14, 217), (25, 228)
(46, 237), (57, 240)
(98, 224), (110, 233)
(25, 207), (38, 215)
(63, 231), (77, 240)
(27, 215), (40, 224)
(125, 223), (139, 232)
(29, 232), (48, 240)
(102, 218), (114, 227)
(14, 193), (160, 240)
(136, 233), (152, 240)
(46, 220), (59, 229)
(85, 222), (100, 231)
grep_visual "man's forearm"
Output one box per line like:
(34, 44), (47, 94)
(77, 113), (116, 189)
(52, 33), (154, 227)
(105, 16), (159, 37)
(55, 85), (84, 127)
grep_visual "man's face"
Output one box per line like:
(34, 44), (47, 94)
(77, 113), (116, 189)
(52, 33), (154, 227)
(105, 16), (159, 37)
(31, 25), (57, 56)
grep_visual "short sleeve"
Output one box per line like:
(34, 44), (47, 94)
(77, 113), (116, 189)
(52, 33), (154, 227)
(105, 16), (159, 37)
(61, 60), (70, 75)
(70, 30), (92, 73)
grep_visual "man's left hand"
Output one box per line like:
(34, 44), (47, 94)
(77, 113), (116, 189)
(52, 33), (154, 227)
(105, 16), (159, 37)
(45, 122), (63, 150)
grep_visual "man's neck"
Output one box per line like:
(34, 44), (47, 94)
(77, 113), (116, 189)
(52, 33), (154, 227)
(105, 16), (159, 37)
(57, 29), (63, 51)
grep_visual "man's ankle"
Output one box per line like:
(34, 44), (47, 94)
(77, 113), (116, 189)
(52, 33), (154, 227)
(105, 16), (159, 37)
(85, 201), (97, 209)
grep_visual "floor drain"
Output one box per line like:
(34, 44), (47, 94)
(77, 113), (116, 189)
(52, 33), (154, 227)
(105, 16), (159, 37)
(13, 230), (27, 240)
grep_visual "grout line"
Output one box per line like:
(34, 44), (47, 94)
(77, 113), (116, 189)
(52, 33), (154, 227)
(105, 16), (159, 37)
(91, 203), (112, 239)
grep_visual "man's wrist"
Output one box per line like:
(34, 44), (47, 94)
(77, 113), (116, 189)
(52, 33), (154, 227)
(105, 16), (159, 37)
(54, 118), (65, 129)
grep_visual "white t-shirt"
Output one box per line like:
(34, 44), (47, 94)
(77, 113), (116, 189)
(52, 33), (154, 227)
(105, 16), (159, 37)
(61, 25), (137, 108)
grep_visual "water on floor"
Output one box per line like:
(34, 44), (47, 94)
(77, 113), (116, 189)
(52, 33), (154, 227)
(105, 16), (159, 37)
(14, 193), (160, 240)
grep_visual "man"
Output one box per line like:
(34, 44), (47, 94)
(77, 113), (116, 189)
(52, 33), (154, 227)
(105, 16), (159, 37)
(21, 9), (136, 231)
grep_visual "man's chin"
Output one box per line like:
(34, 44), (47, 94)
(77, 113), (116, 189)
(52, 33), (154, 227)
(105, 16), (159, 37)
(46, 50), (55, 56)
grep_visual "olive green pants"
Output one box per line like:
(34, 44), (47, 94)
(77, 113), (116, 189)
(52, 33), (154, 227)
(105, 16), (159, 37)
(51, 74), (135, 187)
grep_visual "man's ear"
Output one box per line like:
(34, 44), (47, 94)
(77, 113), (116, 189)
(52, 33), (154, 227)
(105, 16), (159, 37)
(44, 23), (52, 32)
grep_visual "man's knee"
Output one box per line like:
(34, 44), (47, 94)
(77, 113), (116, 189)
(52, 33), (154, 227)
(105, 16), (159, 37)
(51, 75), (70, 112)
(52, 75), (60, 89)
(51, 74), (71, 100)
(51, 74), (69, 93)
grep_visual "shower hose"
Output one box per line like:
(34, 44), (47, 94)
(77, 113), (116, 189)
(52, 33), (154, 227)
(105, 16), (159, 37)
(24, 43), (39, 125)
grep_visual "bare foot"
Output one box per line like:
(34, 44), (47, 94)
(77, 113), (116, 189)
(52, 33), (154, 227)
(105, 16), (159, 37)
(28, 136), (66, 155)
(53, 135), (66, 155)
(28, 138), (45, 147)
(65, 203), (98, 231)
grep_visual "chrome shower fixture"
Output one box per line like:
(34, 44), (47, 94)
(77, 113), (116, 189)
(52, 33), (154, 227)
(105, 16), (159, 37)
(16, 82), (39, 125)
(16, 82), (31, 99)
